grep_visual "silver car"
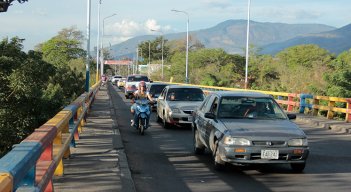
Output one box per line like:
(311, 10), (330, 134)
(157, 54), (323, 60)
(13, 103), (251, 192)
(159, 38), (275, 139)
(156, 85), (205, 128)
(192, 91), (309, 172)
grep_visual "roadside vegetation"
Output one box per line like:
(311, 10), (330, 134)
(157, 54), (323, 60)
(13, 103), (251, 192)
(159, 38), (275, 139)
(1, 26), (351, 157)
(137, 36), (351, 98)
(0, 26), (95, 157)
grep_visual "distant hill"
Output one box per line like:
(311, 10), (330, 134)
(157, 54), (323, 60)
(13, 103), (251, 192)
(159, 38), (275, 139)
(110, 19), (336, 58)
(261, 24), (351, 55)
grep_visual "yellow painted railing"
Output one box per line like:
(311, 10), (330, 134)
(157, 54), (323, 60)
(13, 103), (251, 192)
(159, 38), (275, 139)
(161, 81), (351, 122)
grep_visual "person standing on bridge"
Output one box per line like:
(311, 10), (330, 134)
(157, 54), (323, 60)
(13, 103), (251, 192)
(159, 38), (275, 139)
(130, 81), (153, 128)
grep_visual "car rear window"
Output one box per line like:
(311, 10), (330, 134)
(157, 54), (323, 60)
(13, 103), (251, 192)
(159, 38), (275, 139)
(166, 88), (204, 101)
(149, 85), (168, 95)
(127, 75), (149, 82)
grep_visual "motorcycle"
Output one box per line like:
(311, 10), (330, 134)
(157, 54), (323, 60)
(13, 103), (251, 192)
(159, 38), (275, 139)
(133, 99), (151, 135)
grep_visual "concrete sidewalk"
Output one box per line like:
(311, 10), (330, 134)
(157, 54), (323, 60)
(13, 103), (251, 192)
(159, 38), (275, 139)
(296, 114), (351, 134)
(53, 85), (135, 192)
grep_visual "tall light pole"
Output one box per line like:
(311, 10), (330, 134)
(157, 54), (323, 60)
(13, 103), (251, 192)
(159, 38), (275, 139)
(96, 0), (102, 83)
(85, 0), (91, 92)
(245, 0), (251, 89)
(134, 48), (144, 74)
(101, 13), (117, 77)
(150, 29), (164, 80)
(148, 41), (151, 77)
(172, 9), (189, 84)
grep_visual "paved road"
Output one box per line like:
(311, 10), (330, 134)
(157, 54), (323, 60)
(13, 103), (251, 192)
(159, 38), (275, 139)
(110, 83), (351, 192)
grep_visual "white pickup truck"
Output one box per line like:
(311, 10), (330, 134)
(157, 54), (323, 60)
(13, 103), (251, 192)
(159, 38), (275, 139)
(124, 74), (151, 99)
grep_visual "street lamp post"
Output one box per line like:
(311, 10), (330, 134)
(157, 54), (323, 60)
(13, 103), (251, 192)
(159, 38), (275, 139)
(135, 48), (143, 74)
(245, 0), (251, 89)
(85, 0), (91, 92)
(171, 9), (189, 84)
(96, 0), (101, 83)
(148, 41), (151, 77)
(101, 13), (117, 77)
(150, 29), (164, 80)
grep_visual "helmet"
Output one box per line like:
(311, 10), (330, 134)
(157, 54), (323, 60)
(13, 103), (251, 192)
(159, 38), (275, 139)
(139, 81), (146, 89)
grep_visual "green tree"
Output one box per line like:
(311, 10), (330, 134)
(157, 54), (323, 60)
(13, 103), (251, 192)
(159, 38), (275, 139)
(324, 49), (351, 97)
(138, 37), (170, 65)
(0, 37), (63, 157)
(274, 44), (333, 93)
(37, 26), (86, 102)
(168, 48), (245, 86)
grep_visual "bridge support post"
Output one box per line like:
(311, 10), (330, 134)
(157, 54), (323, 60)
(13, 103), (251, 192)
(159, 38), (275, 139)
(346, 99), (351, 123)
(299, 94), (313, 113)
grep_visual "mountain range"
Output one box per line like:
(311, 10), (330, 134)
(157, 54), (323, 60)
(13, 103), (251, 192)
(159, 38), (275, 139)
(110, 19), (351, 58)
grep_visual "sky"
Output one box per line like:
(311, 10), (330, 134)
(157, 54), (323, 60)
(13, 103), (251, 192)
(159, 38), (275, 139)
(1, 0), (351, 51)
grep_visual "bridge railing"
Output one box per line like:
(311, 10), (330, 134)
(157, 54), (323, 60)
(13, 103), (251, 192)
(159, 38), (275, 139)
(164, 81), (351, 122)
(0, 82), (101, 192)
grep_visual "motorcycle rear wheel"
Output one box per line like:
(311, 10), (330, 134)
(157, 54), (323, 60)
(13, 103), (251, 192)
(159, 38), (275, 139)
(139, 118), (145, 135)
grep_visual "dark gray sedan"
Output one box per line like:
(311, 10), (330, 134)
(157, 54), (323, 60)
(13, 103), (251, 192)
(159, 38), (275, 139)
(192, 91), (309, 172)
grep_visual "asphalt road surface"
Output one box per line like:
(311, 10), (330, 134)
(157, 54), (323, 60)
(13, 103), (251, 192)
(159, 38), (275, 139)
(109, 83), (351, 192)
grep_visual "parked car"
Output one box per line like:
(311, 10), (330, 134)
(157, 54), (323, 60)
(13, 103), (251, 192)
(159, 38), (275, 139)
(147, 82), (169, 111)
(192, 91), (309, 172)
(111, 75), (123, 85)
(117, 77), (126, 88)
(156, 85), (205, 128)
(124, 74), (151, 99)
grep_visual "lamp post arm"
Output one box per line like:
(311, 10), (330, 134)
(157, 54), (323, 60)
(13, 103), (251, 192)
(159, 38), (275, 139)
(171, 9), (190, 83)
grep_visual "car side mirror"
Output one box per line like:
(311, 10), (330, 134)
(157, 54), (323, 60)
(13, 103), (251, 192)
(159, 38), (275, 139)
(287, 113), (296, 120)
(204, 112), (215, 119)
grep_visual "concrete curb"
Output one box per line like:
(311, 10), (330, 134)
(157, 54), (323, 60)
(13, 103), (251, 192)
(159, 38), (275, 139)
(108, 85), (136, 192)
(295, 114), (351, 134)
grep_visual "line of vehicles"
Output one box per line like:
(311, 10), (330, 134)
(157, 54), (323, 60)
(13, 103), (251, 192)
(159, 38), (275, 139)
(111, 74), (310, 173)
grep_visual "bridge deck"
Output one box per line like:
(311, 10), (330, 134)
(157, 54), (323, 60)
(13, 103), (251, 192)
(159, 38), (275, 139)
(52, 85), (351, 191)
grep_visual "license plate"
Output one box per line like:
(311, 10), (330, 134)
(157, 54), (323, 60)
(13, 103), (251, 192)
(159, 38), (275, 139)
(261, 150), (279, 159)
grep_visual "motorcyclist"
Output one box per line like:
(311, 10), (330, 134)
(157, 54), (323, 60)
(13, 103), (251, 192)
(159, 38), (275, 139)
(130, 81), (153, 128)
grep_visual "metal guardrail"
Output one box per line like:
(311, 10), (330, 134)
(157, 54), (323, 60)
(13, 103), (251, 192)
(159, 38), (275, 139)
(0, 82), (101, 192)
(162, 81), (351, 122)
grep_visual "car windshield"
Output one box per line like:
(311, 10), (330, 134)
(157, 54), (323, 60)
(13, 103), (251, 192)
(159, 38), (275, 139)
(149, 85), (167, 95)
(218, 96), (287, 120)
(128, 76), (149, 82)
(166, 88), (204, 101)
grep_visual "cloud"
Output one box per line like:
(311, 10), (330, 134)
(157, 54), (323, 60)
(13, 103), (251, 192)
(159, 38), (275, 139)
(104, 19), (171, 44)
(32, 8), (48, 16)
(145, 19), (161, 31)
(254, 7), (321, 23)
(203, 0), (232, 9)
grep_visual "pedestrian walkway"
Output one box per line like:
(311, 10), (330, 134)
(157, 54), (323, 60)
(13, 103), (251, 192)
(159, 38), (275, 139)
(296, 114), (351, 134)
(53, 86), (135, 192)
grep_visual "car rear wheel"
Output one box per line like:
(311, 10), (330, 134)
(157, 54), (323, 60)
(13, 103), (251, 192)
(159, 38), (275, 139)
(290, 162), (306, 173)
(193, 129), (205, 155)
